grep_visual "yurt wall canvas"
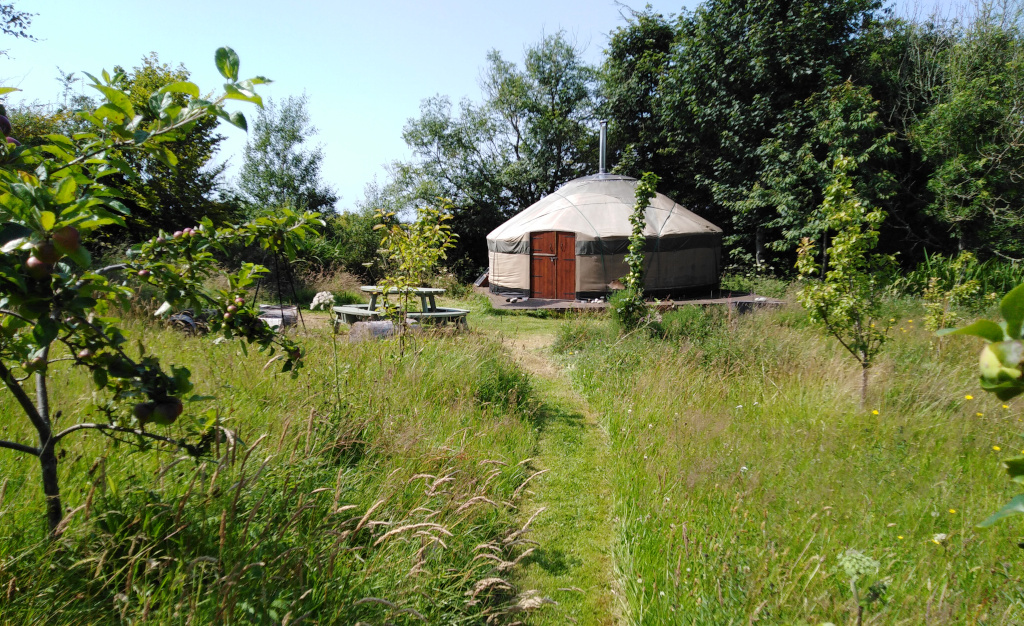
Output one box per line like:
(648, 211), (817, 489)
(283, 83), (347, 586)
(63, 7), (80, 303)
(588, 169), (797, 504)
(487, 174), (723, 299)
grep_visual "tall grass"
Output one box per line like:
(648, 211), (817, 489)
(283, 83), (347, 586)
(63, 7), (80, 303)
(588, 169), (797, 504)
(562, 301), (1024, 624)
(0, 320), (541, 624)
(888, 251), (1024, 300)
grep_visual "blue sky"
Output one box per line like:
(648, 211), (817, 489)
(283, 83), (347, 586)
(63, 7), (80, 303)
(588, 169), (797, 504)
(1, 0), (946, 211)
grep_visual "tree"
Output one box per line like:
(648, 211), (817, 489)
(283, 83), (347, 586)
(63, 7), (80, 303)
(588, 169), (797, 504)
(237, 94), (338, 215)
(390, 32), (598, 274)
(911, 0), (1024, 257)
(600, 6), (676, 178)
(654, 0), (884, 263)
(0, 47), (323, 534)
(0, 1), (33, 57)
(109, 53), (242, 241)
(796, 156), (892, 408)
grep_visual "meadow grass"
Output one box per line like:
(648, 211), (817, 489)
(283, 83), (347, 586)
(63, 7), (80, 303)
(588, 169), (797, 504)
(0, 314), (543, 624)
(562, 302), (1024, 624)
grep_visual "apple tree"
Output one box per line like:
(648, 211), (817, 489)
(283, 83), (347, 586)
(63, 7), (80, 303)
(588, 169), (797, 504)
(0, 47), (323, 534)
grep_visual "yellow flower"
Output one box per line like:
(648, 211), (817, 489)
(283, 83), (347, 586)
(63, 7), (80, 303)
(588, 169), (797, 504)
(908, 319), (914, 323)
(977, 412), (984, 417)
(1003, 404), (1010, 409)
(994, 446), (1002, 451)
(949, 509), (957, 514)
(872, 409), (879, 415)
(898, 535), (904, 540)
(965, 395), (974, 400)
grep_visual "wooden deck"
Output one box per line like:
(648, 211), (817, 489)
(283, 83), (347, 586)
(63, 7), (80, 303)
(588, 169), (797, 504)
(479, 287), (784, 312)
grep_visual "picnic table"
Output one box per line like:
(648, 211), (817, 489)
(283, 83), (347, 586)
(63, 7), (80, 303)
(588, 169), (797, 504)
(332, 286), (470, 332)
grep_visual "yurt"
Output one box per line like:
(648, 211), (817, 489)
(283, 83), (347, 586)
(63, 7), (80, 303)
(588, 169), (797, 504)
(486, 172), (723, 300)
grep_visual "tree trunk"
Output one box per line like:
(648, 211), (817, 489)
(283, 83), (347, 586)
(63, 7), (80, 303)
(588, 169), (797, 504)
(35, 369), (62, 534)
(861, 364), (869, 411)
(39, 440), (62, 533)
(755, 227), (766, 267)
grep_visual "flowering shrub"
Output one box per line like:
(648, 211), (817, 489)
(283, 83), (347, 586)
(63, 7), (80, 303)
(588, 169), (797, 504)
(310, 290), (335, 310)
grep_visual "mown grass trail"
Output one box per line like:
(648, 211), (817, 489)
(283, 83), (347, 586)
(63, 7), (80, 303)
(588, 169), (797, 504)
(475, 313), (620, 624)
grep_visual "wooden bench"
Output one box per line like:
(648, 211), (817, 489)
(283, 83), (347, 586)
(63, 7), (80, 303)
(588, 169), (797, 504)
(332, 304), (380, 332)
(406, 307), (470, 329)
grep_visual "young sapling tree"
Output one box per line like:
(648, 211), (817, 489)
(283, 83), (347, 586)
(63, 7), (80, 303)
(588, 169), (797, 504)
(796, 156), (893, 409)
(0, 47), (323, 534)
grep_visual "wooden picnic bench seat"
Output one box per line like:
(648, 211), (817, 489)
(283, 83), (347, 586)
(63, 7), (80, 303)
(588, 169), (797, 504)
(406, 307), (470, 329)
(333, 304), (380, 331)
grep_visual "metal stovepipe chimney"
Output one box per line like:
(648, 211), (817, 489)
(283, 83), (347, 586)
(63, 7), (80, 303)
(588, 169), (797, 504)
(598, 120), (607, 174)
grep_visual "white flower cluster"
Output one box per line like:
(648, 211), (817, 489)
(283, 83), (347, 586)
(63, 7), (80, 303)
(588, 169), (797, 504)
(310, 291), (335, 311)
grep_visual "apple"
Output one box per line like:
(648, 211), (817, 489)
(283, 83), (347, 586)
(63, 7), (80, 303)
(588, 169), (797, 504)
(24, 356), (46, 372)
(156, 236), (166, 244)
(173, 230), (183, 239)
(77, 348), (93, 360)
(25, 255), (53, 280)
(51, 226), (81, 255)
(151, 399), (183, 425)
(33, 242), (60, 264)
(227, 305), (237, 313)
(234, 296), (245, 306)
(133, 402), (155, 423)
(223, 312), (233, 320)
(138, 269), (150, 277)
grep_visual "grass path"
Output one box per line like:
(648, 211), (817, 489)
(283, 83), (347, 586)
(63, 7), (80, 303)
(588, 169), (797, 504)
(481, 318), (621, 625)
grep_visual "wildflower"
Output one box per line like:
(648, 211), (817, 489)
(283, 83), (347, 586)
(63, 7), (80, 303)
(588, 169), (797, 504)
(890, 318), (895, 323)
(736, 404), (743, 409)
(931, 511), (939, 518)
(740, 466), (749, 473)
(908, 319), (914, 323)
(994, 446), (1002, 451)
(966, 395), (974, 400)
(1003, 404), (1010, 409)
(932, 533), (948, 545)
(977, 412), (984, 417)
(949, 509), (957, 514)
(872, 409), (879, 415)
(897, 535), (904, 540)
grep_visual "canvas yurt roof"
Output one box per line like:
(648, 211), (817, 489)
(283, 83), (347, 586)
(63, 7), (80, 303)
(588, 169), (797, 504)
(487, 174), (721, 245)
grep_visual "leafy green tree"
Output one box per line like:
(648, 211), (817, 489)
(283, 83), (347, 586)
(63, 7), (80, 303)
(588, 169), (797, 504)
(654, 0), (884, 262)
(390, 32), (598, 274)
(600, 6), (676, 178)
(0, 48), (322, 534)
(237, 94), (338, 215)
(109, 53), (241, 241)
(743, 81), (897, 261)
(912, 0), (1024, 257)
(796, 156), (892, 408)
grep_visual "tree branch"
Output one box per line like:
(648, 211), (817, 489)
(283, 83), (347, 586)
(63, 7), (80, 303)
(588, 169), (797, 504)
(54, 422), (198, 454)
(0, 438), (39, 456)
(0, 361), (48, 438)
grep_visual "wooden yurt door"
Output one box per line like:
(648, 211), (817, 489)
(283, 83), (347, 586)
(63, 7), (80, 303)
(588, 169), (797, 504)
(530, 231), (575, 299)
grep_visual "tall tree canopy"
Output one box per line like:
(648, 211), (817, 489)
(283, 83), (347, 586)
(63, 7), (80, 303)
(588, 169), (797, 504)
(369, 32), (598, 274)
(237, 94), (337, 215)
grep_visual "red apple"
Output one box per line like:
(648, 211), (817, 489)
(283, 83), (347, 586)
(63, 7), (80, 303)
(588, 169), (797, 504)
(133, 402), (155, 423)
(227, 305), (237, 313)
(77, 348), (92, 360)
(234, 296), (245, 306)
(151, 399), (183, 425)
(51, 226), (81, 255)
(173, 230), (183, 239)
(25, 255), (52, 280)
(138, 269), (150, 277)
(33, 242), (60, 264)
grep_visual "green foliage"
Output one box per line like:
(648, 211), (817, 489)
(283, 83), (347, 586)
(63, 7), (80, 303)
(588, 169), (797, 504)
(911, 0), (1024, 256)
(374, 32), (598, 274)
(374, 202), (457, 323)
(473, 352), (533, 413)
(941, 284), (1024, 527)
(0, 47), (322, 533)
(237, 94), (337, 215)
(921, 252), (995, 331)
(108, 53), (241, 241)
(797, 155), (893, 405)
(610, 172), (659, 334)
